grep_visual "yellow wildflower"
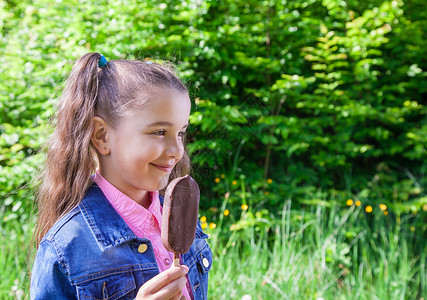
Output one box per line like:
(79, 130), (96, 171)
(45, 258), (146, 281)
(264, 191), (269, 196)
(267, 178), (273, 184)
(201, 222), (207, 229)
(379, 204), (387, 211)
(346, 199), (353, 206)
(410, 226), (415, 232)
(220, 174), (225, 179)
(224, 209), (230, 216)
(384, 211), (389, 216)
(355, 200), (361, 207)
(209, 223), (216, 229)
(241, 204), (248, 211)
(232, 180), (237, 185)
(423, 204), (427, 211)
(365, 205), (373, 213)
(214, 177), (220, 183)
(200, 216), (207, 223)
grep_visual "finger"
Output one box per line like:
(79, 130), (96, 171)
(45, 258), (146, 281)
(140, 265), (188, 295)
(154, 275), (187, 299)
(170, 289), (184, 300)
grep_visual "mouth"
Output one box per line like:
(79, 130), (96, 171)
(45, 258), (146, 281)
(150, 163), (174, 173)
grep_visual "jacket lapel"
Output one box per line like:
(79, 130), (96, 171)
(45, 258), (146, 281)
(78, 184), (138, 251)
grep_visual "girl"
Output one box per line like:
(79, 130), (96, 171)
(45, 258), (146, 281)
(30, 53), (212, 299)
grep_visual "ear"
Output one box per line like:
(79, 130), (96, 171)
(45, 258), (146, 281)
(91, 116), (110, 155)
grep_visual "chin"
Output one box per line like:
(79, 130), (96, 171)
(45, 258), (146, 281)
(157, 176), (170, 191)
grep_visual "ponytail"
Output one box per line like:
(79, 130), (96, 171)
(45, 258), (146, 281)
(34, 53), (102, 245)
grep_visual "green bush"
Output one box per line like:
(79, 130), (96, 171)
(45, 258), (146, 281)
(0, 0), (425, 222)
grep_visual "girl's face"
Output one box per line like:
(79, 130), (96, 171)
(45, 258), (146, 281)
(96, 90), (191, 204)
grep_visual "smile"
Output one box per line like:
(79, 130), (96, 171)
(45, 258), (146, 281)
(150, 163), (173, 173)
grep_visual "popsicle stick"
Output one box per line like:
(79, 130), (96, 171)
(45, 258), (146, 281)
(173, 253), (180, 267)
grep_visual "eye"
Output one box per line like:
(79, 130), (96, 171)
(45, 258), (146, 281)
(152, 129), (166, 136)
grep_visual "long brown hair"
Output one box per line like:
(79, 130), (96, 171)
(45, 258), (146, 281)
(33, 53), (190, 246)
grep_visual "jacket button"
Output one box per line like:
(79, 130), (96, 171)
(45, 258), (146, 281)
(138, 244), (148, 253)
(164, 258), (171, 266)
(202, 257), (209, 268)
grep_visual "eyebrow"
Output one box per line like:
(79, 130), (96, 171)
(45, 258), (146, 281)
(147, 121), (189, 129)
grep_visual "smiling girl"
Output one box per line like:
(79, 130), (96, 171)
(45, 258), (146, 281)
(30, 53), (212, 299)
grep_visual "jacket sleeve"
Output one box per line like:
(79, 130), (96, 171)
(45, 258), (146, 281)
(30, 240), (76, 299)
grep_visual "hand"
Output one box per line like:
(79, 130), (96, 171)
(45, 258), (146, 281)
(135, 265), (189, 300)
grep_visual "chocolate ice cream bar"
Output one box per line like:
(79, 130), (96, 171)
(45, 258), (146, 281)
(161, 175), (200, 266)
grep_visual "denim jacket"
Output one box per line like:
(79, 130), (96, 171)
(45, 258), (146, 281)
(30, 184), (212, 299)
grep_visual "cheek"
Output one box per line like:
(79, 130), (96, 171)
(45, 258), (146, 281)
(178, 141), (185, 159)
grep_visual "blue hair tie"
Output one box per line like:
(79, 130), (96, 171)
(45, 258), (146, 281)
(98, 55), (108, 68)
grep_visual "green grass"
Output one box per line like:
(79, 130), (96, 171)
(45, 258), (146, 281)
(205, 201), (425, 300)
(0, 200), (425, 299)
(0, 211), (32, 299)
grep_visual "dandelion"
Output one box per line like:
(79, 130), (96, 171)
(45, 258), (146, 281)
(232, 180), (237, 185)
(384, 211), (389, 216)
(365, 205), (373, 213)
(201, 222), (207, 229)
(379, 204), (387, 211)
(224, 209), (230, 216)
(220, 174), (225, 179)
(209, 223), (216, 229)
(346, 199), (353, 206)
(355, 200), (361, 206)
(214, 177), (220, 183)
(200, 216), (207, 223)
(410, 226), (415, 232)
(267, 178), (273, 184)
(241, 204), (248, 211)
(264, 191), (269, 196)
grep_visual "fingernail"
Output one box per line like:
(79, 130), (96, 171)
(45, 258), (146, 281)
(182, 265), (189, 273)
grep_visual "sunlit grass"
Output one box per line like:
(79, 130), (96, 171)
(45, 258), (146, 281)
(0, 197), (424, 299)
(205, 200), (425, 299)
(0, 211), (31, 299)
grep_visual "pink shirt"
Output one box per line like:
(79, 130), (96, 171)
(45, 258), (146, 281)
(94, 171), (193, 300)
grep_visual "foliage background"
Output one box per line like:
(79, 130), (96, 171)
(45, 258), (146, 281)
(0, 0), (425, 298)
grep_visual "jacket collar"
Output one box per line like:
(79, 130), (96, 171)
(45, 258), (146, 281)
(78, 184), (138, 251)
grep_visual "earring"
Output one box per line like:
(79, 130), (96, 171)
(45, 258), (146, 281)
(104, 147), (107, 150)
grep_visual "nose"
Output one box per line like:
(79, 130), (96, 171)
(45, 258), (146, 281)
(165, 136), (184, 159)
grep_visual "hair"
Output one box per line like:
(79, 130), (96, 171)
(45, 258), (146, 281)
(33, 53), (191, 246)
